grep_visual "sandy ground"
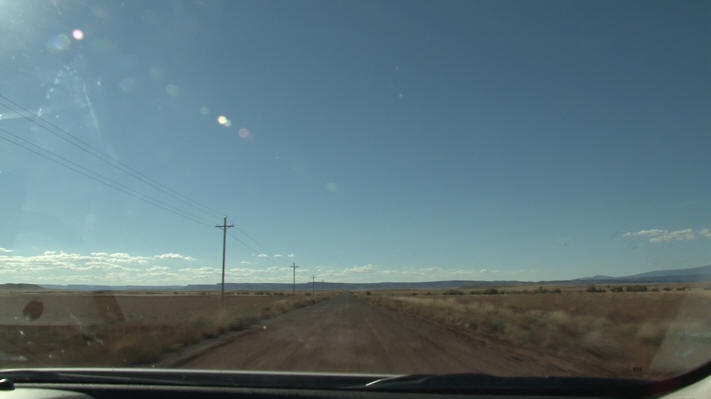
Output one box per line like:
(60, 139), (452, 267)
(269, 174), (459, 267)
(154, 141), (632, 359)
(165, 293), (605, 376)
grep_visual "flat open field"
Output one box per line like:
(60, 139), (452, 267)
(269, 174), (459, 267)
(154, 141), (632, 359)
(2, 285), (710, 379)
(0, 291), (323, 366)
(362, 285), (711, 378)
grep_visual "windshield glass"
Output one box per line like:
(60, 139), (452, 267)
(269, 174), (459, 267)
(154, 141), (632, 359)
(1, 0), (710, 382)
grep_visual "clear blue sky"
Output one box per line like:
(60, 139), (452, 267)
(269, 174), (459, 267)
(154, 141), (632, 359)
(0, 0), (709, 285)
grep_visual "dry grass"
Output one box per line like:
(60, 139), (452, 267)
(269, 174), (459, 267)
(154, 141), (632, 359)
(364, 287), (711, 378)
(0, 291), (326, 367)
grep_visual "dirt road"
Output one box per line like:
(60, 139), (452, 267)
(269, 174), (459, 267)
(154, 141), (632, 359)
(167, 294), (597, 375)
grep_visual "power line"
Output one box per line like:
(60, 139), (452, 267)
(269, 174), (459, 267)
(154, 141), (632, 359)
(0, 93), (275, 256)
(0, 127), (211, 227)
(234, 225), (270, 254)
(0, 95), (224, 220)
(228, 231), (259, 254)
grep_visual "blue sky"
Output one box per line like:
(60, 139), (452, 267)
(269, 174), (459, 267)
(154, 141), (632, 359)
(0, 0), (709, 285)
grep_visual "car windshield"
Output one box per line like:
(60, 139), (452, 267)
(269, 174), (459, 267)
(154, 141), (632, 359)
(1, 0), (710, 384)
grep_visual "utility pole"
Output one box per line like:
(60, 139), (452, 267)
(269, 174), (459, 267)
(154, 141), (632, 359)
(216, 217), (234, 302)
(291, 262), (298, 295)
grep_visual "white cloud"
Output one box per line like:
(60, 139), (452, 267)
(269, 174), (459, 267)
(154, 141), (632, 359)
(313, 264), (529, 283)
(155, 253), (196, 261)
(178, 267), (219, 275)
(287, 253), (295, 258)
(0, 247), (14, 253)
(624, 228), (695, 243)
(649, 229), (694, 243)
(0, 250), (172, 284)
(273, 254), (283, 258)
(623, 229), (666, 238)
(0, 249), (531, 286)
(343, 264), (375, 273)
(699, 229), (711, 239)
(256, 253), (269, 258)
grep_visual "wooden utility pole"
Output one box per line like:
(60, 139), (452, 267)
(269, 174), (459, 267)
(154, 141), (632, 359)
(291, 262), (298, 295)
(216, 217), (234, 302)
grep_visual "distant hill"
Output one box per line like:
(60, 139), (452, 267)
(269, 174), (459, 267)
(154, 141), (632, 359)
(38, 281), (525, 292)
(41, 284), (184, 291)
(26, 264), (711, 292)
(619, 264), (711, 282)
(576, 265), (711, 283)
(187, 280), (526, 292)
(577, 275), (615, 281)
(0, 283), (45, 291)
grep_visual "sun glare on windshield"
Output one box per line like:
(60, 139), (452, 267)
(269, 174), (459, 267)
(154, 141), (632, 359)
(0, 0), (710, 382)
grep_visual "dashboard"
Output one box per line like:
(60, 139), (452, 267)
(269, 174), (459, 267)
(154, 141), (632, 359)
(2, 371), (711, 399)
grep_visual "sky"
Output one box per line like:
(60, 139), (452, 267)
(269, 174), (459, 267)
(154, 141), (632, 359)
(0, 0), (709, 285)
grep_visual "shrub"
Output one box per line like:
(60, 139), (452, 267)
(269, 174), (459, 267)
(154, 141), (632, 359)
(625, 285), (647, 292)
(444, 289), (465, 295)
(586, 285), (606, 293)
(469, 288), (503, 295)
(611, 287), (624, 293)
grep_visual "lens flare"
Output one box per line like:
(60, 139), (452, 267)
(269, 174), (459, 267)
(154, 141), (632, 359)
(119, 78), (136, 94)
(165, 84), (180, 97)
(72, 29), (84, 40)
(217, 115), (231, 127)
(46, 34), (71, 53)
(238, 128), (250, 139)
(91, 5), (108, 18)
(150, 67), (165, 81)
(326, 182), (339, 192)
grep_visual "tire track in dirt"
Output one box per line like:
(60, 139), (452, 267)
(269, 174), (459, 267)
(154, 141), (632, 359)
(166, 293), (594, 375)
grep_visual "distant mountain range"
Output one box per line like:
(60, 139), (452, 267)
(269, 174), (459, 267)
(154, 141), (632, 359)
(0, 283), (45, 290)
(575, 264), (711, 283)
(8, 264), (711, 292)
(38, 281), (513, 292)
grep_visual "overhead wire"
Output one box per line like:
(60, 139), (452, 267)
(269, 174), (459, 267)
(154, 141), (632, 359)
(0, 94), (224, 220)
(0, 93), (277, 255)
(235, 226), (270, 254)
(228, 231), (260, 254)
(0, 127), (211, 227)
